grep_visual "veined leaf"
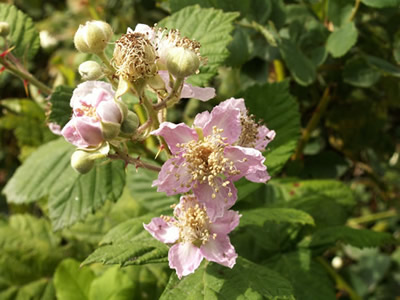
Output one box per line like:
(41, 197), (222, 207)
(240, 81), (301, 175)
(48, 85), (74, 128)
(159, 5), (239, 86)
(0, 4), (40, 60)
(160, 257), (294, 300)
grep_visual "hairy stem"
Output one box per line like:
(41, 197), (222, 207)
(349, 0), (361, 22)
(109, 151), (161, 172)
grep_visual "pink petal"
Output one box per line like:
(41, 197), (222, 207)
(61, 119), (90, 148)
(210, 210), (241, 235)
(180, 83), (215, 101)
(193, 178), (237, 220)
(193, 110), (211, 129)
(202, 103), (242, 144)
(74, 117), (104, 147)
(143, 217), (179, 244)
(151, 122), (198, 154)
(224, 146), (270, 183)
(255, 126), (276, 151)
(216, 98), (246, 113)
(152, 156), (193, 196)
(48, 122), (62, 136)
(200, 236), (237, 268)
(96, 100), (122, 123)
(70, 81), (115, 108)
(169, 243), (204, 279)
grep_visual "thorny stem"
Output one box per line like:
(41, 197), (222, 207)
(0, 56), (53, 95)
(292, 86), (331, 160)
(317, 257), (362, 300)
(108, 150), (161, 172)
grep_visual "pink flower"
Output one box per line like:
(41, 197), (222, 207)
(61, 81), (123, 149)
(158, 71), (215, 102)
(144, 195), (239, 279)
(152, 98), (274, 219)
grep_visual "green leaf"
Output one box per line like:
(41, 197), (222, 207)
(279, 38), (317, 86)
(0, 4), (40, 60)
(361, 0), (400, 7)
(54, 259), (95, 300)
(48, 85), (74, 128)
(159, 5), (239, 86)
(3, 139), (126, 230)
(309, 226), (395, 250)
(240, 208), (315, 227)
(240, 81), (301, 175)
(343, 57), (381, 87)
(127, 165), (178, 211)
(160, 257), (294, 299)
(3, 139), (74, 204)
(88, 267), (134, 300)
(365, 54), (400, 78)
(265, 250), (336, 300)
(327, 0), (354, 27)
(82, 216), (169, 267)
(327, 22), (358, 58)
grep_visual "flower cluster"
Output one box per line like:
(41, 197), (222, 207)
(56, 20), (275, 279)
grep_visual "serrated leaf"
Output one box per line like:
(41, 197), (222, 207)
(365, 54), (400, 78)
(160, 257), (294, 299)
(327, 22), (358, 58)
(127, 165), (178, 211)
(240, 81), (301, 175)
(54, 259), (95, 300)
(240, 208), (315, 227)
(0, 4), (40, 60)
(279, 38), (317, 86)
(361, 0), (400, 7)
(343, 56), (381, 87)
(82, 216), (169, 267)
(3, 139), (126, 230)
(265, 250), (336, 300)
(309, 226), (395, 250)
(3, 139), (74, 204)
(159, 5), (239, 86)
(48, 85), (74, 128)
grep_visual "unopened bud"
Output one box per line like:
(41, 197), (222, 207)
(166, 47), (200, 78)
(71, 150), (95, 174)
(120, 111), (139, 135)
(0, 22), (10, 37)
(74, 21), (113, 54)
(79, 61), (103, 80)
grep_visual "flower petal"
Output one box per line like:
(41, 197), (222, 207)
(74, 117), (104, 147)
(200, 236), (237, 268)
(224, 145), (270, 183)
(61, 119), (90, 148)
(202, 102), (242, 144)
(151, 122), (198, 154)
(143, 217), (179, 244)
(255, 125), (276, 151)
(193, 178), (237, 221)
(193, 110), (211, 129)
(169, 243), (203, 279)
(180, 83), (215, 101)
(210, 210), (241, 235)
(70, 81), (115, 108)
(216, 97), (246, 113)
(152, 156), (193, 196)
(96, 100), (122, 123)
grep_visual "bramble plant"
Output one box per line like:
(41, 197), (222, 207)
(0, 1), (399, 299)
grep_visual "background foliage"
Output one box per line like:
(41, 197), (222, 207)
(0, 0), (399, 299)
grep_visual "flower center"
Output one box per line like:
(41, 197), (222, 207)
(75, 103), (98, 119)
(112, 32), (157, 81)
(180, 127), (239, 187)
(172, 196), (215, 246)
(237, 112), (260, 148)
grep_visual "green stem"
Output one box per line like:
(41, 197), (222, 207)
(0, 57), (52, 95)
(153, 77), (184, 111)
(347, 210), (398, 226)
(293, 86), (331, 160)
(97, 51), (115, 73)
(349, 0), (361, 22)
(317, 257), (362, 300)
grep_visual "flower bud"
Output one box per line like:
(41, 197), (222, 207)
(79, 61), (103, 81)
(120, 111), (139, 135)
(0, 22), (10, 37)
(166, 46), (200, 78)
(74, 21), (113, 54)
(71, 150), (95, 174)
